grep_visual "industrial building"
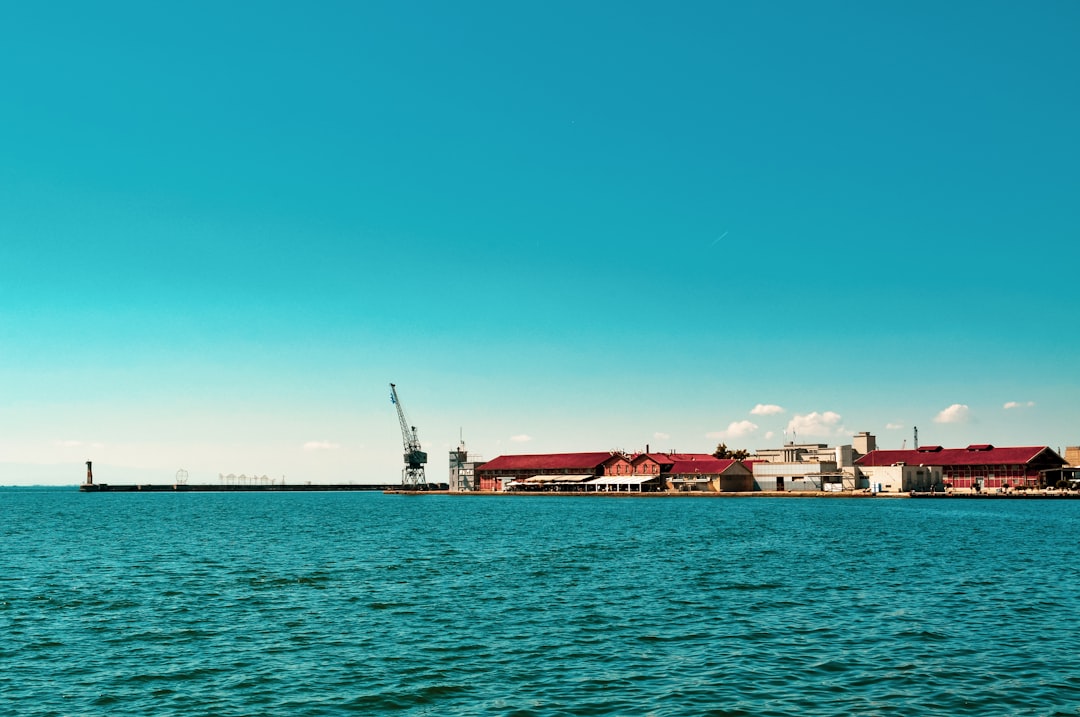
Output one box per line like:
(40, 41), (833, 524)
(464, 436), (1077, 495)
(475, 451), (758, 493)
(856, 463), (944, 493)
(748, 432), (873, 491)
(476, 452), (653, 492)
(476, 436), (872, 494)
(855, 444), (1068, 491)
(1066, 446), (1080, 467)
(492, 451), (656, 492)
(392, 385), (1078, 494)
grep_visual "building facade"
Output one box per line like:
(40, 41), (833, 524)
(1065, 446), (1080, 467)
(855, 444), (1067, 491)
(475, 452), (659, 492)
(474, 451), (753, 492)
(751, 460), (845, 492)
(665, 456), (754, 492)
(749, 434), (874, 491)
(857, 463), (944, 493)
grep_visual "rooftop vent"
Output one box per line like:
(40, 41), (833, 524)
(917, 445), (943, 452)
(966, 444), (994, 451)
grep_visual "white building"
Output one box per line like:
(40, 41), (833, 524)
(751, 459), (844, 491)
(858, 463), (944, 493)
(750, 432), (877, 491)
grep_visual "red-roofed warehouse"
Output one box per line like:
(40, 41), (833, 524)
(855, 444), (1067, 491)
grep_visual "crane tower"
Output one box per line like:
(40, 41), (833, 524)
(389, 383), (428, 489)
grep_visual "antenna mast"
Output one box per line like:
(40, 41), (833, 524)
(389, 383), (428, 489)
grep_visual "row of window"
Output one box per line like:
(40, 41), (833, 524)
(479, 464), (663, 477)
(945, 466), (1030, 478)
(948, 476), (1037, 488)
(607, 463), (661, 475)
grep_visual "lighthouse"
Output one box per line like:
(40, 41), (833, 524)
(85, 461), (93, 486)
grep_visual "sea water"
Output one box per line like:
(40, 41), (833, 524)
(2, 489), (1079, 716)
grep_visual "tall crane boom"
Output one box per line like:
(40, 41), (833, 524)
(389, 383), (428, 488)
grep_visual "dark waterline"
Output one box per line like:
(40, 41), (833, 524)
(3, 490), (1078, 716)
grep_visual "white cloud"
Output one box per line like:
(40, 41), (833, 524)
(510, 434), (533, 443)
(303, 441), (340, 451)
(653, 432), (670, 441)
(1003, 401), (1035, 410)
(765, 431), (775, 440)
(885, 423), (904, 430)
(750, 404), (785, 416)
(786, 411), (843, 437)
(706, 420), (759, 440)
(727, 420), (759, 438)
(934, 404), (970, 424)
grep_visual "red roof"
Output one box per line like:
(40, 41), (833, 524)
(479, 452), (754, 474)
(856, 446), (1063, 468)
(645, 452), (714, 464)
(668, 457), (745, 475)
(478, 452), (618, 472)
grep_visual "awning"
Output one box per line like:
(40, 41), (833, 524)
(587, 475), (652, 485)
(670, 476), (711, 483)
(525, 474), (595, 483)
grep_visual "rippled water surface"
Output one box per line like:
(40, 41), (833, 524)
(3, 489), (1080, 716)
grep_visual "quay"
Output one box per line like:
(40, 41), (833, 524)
(387, 489), (883, 498)
(386, 489), (1080, 499)
(909, 490), (1080, 499)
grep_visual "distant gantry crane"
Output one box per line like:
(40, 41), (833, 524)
(390, 382), (428, 489)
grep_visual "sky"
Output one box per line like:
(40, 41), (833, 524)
(1, 1), (1078, 485)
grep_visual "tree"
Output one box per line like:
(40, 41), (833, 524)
(713, 443), (750, 460)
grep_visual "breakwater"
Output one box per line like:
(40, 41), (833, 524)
(80, 483), (395, 493)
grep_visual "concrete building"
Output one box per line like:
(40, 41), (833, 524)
(853, 432), (877, 455)
(1065, 446), (1080, 467)
(749, 434), (873, 491)
(857, 463), (944, 493)
(448, 441), (483, 492)
(750, 458), (845, 492)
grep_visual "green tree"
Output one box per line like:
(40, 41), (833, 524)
(713, 443), (750, 460)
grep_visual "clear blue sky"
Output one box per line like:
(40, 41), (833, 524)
(2, 1), (1078, 484)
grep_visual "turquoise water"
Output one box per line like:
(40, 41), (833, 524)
(3, 489), (1079, 716)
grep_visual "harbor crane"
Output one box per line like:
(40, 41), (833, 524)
(389, 383), (428, 489)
